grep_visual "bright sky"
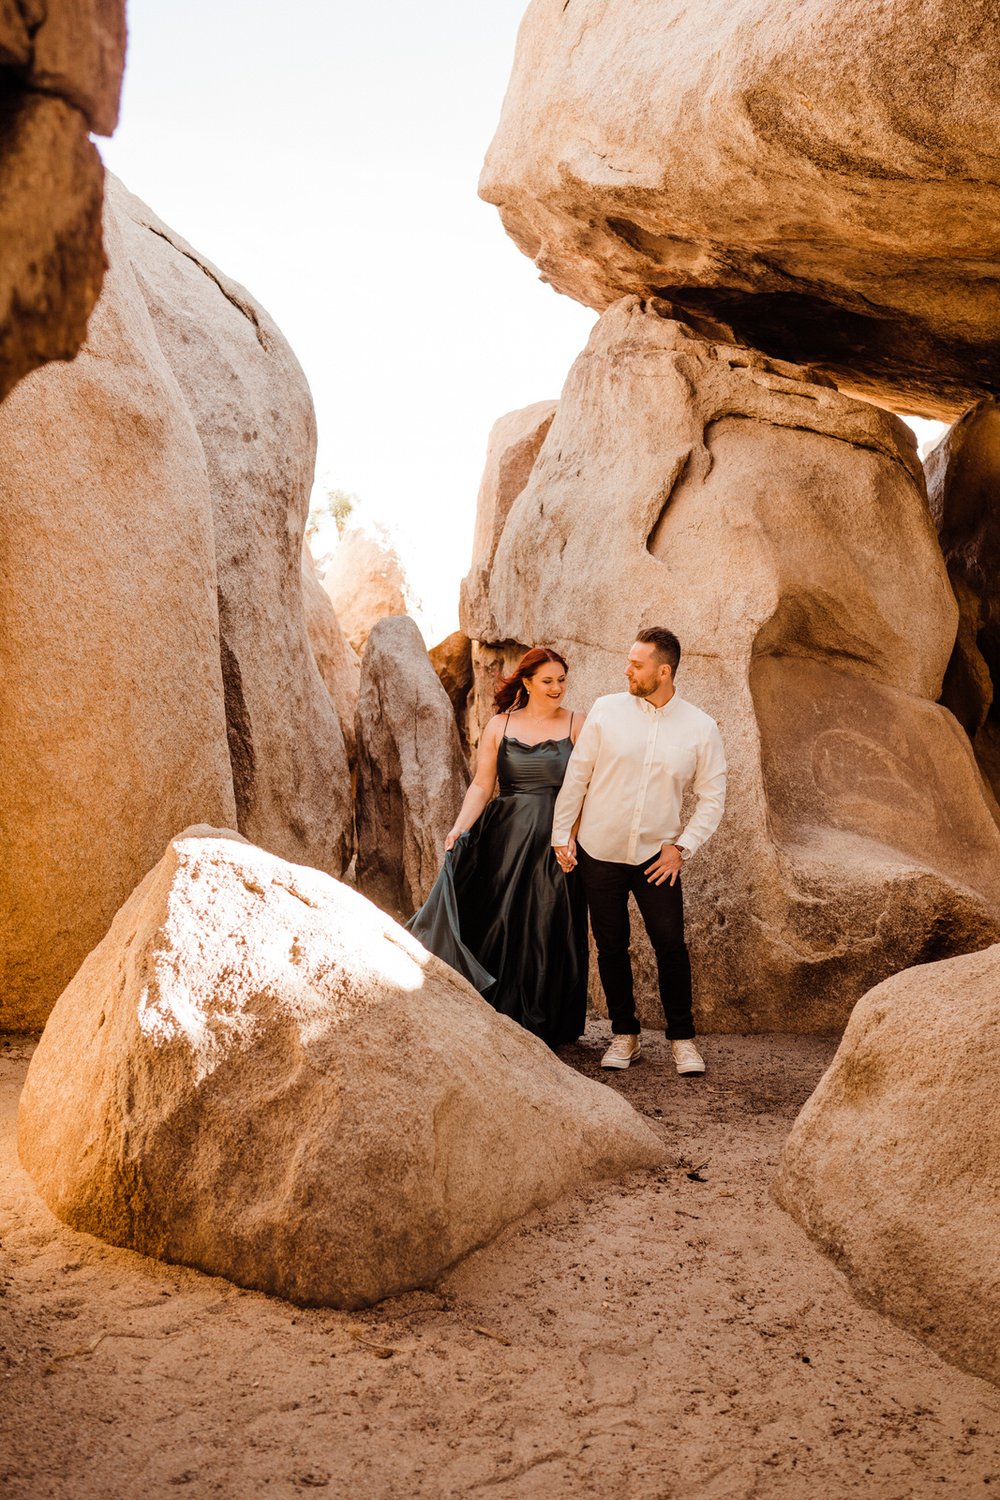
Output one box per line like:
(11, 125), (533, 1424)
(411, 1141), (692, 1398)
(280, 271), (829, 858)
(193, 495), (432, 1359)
(101, 2), (943, 644)
(99, 0), (595, 643)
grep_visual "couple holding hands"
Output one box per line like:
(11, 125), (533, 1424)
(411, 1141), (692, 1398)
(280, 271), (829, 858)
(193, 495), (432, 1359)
(409, 627), (727, 1075)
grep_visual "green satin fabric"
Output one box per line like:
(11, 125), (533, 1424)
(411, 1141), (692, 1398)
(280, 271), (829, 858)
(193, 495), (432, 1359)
(407, 735), (589, 1047)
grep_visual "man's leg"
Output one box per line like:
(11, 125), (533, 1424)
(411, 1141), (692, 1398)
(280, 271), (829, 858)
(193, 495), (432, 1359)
(630, 861), (695, 1041)
(578, 847), (639, 1034)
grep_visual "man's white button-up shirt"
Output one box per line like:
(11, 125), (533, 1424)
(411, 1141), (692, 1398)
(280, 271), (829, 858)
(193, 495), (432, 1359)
(551, 691), (726, 865)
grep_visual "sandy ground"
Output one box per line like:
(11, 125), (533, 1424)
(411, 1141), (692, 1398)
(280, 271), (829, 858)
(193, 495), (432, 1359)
(2, 1023), (998, 1500)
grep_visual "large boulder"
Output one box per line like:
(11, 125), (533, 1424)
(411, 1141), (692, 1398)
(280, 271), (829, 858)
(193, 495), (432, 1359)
(459, 401), (557, 645)
(323, 526), (411, 654)
(0, 0), (126, 402)
(301, 542), (362, 767)
(773, 945), (1000, 1389)
(925, 402), (1000, 806)
(112, 180), (353, 877)
(355, 616), (470, 918)
(0, 202), (237, 1032)
(481, 0), (1000, 418)
(468, 297), (1000, 1031)
(17, 829), (664, 1308)
(458, 400), (558, 766)
(0, 177), (357, 1029)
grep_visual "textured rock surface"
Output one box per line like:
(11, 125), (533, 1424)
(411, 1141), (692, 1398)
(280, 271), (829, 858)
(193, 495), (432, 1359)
(926, 402), (1000, 805)
(429, 630), (474, 755)
(302, 542), (361, 766)
(17, 830), (664, 1308)
(0, 0), (126, 402)
(471, 297), (1000, 1031)
(773, 945), (1000, 1388)
(112, 180), (353, 877)
(481, 0), (1000, 417)
(356, 616), (470, 918)
(459, 401), (557, 644)
(0, 206), (237, 1031)
(0, 177), (357, 1029)
(459, 402), (557, 764)
(323, 527), (411, 653)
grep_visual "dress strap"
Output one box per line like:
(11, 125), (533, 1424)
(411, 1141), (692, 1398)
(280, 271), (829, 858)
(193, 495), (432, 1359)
(502, 709), (513, 741)
(567, 711), (575, 742)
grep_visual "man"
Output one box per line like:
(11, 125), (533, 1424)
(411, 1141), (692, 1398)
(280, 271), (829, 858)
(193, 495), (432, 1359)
(552, 627), (726, 1075)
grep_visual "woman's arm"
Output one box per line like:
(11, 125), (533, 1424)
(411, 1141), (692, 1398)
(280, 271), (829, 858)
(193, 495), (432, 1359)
(444, 715), (503, 850)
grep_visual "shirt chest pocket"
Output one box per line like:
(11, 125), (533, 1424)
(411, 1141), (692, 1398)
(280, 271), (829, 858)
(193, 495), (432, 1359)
(660, 741), (698, 784)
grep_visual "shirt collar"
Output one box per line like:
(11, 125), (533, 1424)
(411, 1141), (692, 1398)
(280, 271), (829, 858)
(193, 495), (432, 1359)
(636, 691), (681, 716)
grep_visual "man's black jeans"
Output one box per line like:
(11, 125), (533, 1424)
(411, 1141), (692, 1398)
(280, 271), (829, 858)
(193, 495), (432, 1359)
(578, 845), (695, 1039)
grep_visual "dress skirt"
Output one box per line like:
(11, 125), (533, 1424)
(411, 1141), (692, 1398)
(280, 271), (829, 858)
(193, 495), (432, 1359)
(407, 737), (589, 1047)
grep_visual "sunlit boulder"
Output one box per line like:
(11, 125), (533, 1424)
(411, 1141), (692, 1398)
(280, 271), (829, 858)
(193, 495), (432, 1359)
(18, 828), (664, 1307)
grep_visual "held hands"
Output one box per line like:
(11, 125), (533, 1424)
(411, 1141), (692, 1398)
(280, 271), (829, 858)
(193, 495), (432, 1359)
(646, 842), (684, 886)
(554, 836), (577, 873)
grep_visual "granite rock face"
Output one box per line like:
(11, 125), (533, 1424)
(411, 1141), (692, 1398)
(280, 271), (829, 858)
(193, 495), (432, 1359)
(468, 297), (1000, 1031)
(773, 945), (1000, 1389)
(112, 180), (353, 878)
(17, 829), (664, 1308)
(429, 630), (474, 755)
(460, 401), (557, 645)
(925, 401), (1000, 806)
(301, 543), (362, 767)
(0, 180), (354, 1028)
(355, 616), (470, 919)
(481, 0), (1000, 417)
(0, 0), (126, 402)
(0, 203), (237, 1032)
(459, 401), (558, 764)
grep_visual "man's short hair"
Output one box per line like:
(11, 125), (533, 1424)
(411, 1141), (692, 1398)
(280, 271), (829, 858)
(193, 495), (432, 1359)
(636, 626), (681, 671)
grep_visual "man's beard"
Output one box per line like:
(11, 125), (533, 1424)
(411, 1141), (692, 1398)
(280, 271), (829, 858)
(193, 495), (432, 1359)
(628, 678), (655, 698)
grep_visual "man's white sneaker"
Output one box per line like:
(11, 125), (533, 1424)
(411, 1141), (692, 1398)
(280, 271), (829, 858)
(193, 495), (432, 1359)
(601, 1034), (642, 1069)
(671, 1039), (706, 1075)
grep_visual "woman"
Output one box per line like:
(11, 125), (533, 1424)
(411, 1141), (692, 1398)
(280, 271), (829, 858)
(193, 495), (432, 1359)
(408, 646), (588, 1047)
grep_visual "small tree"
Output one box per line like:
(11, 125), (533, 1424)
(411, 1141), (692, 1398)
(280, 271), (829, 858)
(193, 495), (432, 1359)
(307, 487), (358, 544)
(328, 488), (357, 537)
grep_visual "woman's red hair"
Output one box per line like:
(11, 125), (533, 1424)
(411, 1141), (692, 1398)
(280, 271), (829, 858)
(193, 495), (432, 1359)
(494, 646), (569, 713)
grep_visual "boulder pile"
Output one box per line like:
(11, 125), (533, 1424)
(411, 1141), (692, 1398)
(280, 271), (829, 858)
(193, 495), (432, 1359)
(470, 0), (1000, 1385)
(461, 299), (1000, 1031)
